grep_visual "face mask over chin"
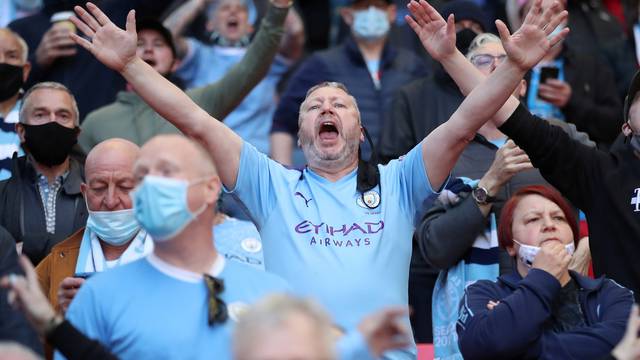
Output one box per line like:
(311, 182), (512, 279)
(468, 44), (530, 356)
(513, 239), (575, 268)
(456, 28), (479, 54)
(351, 6), (390, 41)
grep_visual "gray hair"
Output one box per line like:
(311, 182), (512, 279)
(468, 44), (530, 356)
(466, 33), (502, 59)
(19, 82), (80, 126)
(233, 294), (336, 360)
(298, 81), (361, 126)
(0, 28), (29, 63)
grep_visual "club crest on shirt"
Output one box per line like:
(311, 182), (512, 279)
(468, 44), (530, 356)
(228, 302), (250, 322)
(356, 190), (381, 209)
(240, 237), (262, 253)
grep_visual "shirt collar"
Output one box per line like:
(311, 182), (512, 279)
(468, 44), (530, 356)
(146, 252), (225, 283)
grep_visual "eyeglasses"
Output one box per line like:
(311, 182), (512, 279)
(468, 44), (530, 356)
(470, 54), (507, 69)
(204, 274), (228, 326)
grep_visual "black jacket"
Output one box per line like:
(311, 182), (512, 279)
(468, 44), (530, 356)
(379, 66), (464, 163)
(0, 226), (42, 354)
(500, 103), (640, 302)
(0, 154), (87, 265)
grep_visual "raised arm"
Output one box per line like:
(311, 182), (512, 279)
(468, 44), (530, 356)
(406, 0), (568, 190)
(70, 3), (242, 188)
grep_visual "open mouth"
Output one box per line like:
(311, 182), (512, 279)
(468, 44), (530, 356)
(318, 122), (339, 141)
(226, 19), (239, 31)
(143, 58), (157, 67)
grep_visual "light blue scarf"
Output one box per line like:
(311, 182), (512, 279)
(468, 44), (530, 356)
(432, 178), (500, 359)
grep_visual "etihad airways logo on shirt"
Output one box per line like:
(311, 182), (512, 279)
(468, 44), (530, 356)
(631, 188), (640, 212)
(294, 220), (384, 248)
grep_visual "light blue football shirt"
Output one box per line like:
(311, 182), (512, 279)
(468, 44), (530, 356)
(227, 142), (440, 359)
(58, 254), (290, 360)
(214, 216), (264, 270)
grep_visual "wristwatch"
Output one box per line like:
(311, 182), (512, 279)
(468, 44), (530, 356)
(472, 186), (497, 205)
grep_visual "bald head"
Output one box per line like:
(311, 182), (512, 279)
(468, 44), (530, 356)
(86, 139), (140, 177)
(138, 134), (217, 179)
(82, 139), (140, 211)
(133, 134), (221, 221)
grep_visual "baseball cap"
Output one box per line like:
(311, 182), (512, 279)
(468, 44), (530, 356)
(136, 18), (177, 58)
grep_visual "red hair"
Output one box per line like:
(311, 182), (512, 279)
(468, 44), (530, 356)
(498, 185), (579, 249)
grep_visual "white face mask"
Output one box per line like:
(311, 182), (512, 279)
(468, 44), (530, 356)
(513, 239), (575, 268)
(352, 6), (390, 41)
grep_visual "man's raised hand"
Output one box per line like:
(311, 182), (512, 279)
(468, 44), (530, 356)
(405, 0), (456, 62)
(497, 0), (568, 72)
(69, 2), (138, 73)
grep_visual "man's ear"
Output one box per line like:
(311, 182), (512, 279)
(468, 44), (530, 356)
(386, 5), (397, 23)
(80, 182), (88, 197)
(360, 126), (365, 143)
(339, 7), (354, 26)
(518, 79), (527, 98)
(170, 58), (181, 73)
(622, 122), (633, 137)
(206, 176), (222, 205)
(15, 123), (25, 143)
(22, 62), (31, 82)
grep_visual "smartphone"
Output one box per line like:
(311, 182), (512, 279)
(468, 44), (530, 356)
(74, 272), (94, 279)
(539, 66), (559, 84)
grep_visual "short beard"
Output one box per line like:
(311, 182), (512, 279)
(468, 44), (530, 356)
(299, 131), (359, 171)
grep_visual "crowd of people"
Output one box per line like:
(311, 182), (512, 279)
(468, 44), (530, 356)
(1, 0), (640, 359)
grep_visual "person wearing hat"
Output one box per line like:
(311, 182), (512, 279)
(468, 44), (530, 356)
(413, 0), (640, 303)
(269, 0), (428, 167)
(77, 0), (293, 153)
(67, 0), (568, 357)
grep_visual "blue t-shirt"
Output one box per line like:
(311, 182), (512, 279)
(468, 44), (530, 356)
(176, 41), (290, 154)
(214, 216), (264, 270)
(59, 254), (290, 360)
(227, 142), (439, 359)
(0, 99), (23, 180)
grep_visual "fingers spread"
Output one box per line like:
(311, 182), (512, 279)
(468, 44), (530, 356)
(495, 20), (511, 44)
(70, 14), (95, 39)
(125, 9), (137, 35)
(73, 5), (101, 33)
(69, 32), (93, 52)
(86, 2), (112, 27)
(548, 27), (570, 48)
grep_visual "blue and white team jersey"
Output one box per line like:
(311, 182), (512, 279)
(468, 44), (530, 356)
(214, 216), (264, 270)
(227, 142), (440, 359)
(0, 99), (23, 180)
(59, 254), (290, 360)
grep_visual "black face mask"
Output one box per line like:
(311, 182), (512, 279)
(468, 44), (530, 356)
(21, 122), (79, 166)
(456, 28), (479, 55)
(0, 63), (24, 102)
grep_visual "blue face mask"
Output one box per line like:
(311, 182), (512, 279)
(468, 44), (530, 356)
(131, 175), (209, 242)
(86, 208), (140, 246)
(352, 6), (390, 41)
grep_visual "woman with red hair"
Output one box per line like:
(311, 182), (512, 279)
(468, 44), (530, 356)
(456, 185), (633, 359)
